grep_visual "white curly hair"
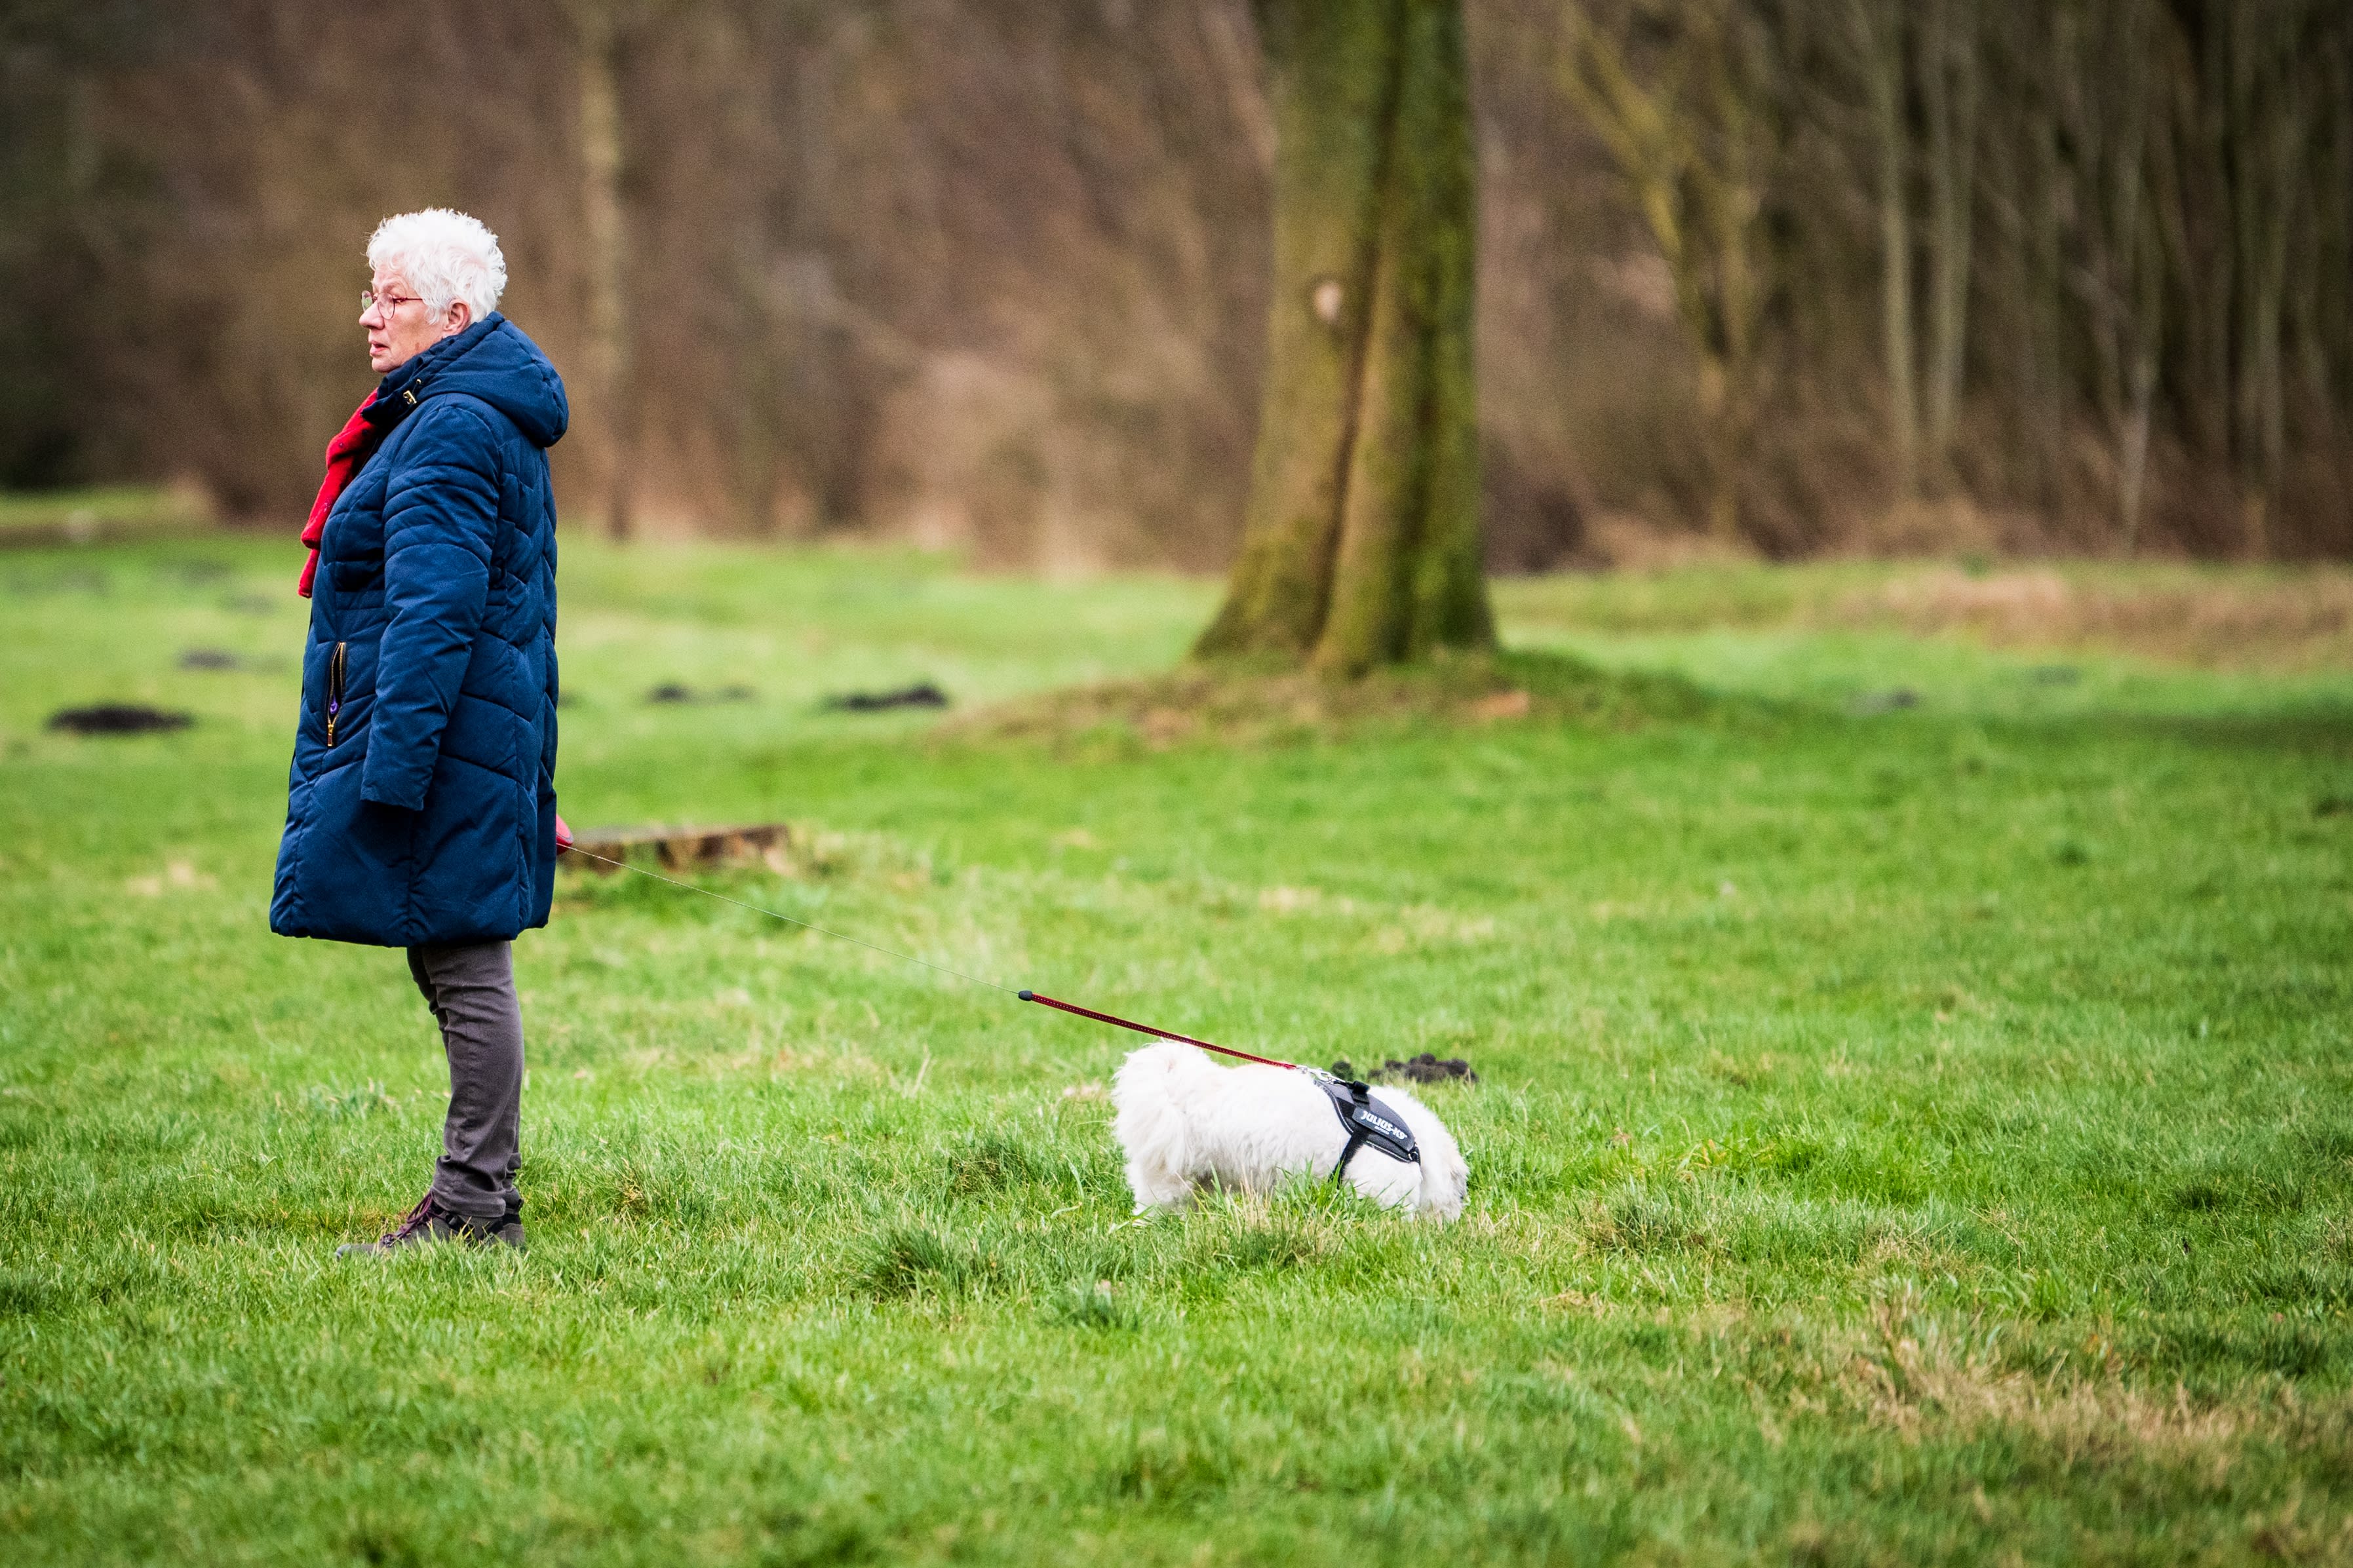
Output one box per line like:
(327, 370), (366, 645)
(366, 208), (507, 321)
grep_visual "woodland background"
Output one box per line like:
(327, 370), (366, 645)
(3, 0), (2350, 570)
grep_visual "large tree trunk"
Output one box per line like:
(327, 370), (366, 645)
(1196, 0), (1492, 676)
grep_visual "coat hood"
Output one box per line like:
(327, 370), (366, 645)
(376, 314), (568, 449)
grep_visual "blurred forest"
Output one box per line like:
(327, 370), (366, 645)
(3, 0), (2350, 568)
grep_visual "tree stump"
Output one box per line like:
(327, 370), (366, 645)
(562, 823), (791, 873)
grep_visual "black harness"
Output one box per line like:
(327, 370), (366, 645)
(1317, 1077), (1420, 1179)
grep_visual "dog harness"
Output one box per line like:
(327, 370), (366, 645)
(1318, 1078), (1420, 1179)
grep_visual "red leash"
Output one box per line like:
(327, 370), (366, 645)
(1018, 989), (1302, 1071)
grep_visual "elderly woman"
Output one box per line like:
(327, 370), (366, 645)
(271, 208), (568, 1256)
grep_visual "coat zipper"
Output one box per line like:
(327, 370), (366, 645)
(325, 641), (347, 746)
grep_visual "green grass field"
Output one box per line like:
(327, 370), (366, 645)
(5, 535), (2351, 1565)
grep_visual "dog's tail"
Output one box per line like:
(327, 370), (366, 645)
(1111, 1041), (1216, 1206)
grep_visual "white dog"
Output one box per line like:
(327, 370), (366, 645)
(1111, 1042), (1469, 1221)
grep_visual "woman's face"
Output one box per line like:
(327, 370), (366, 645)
(360, 266), (467, 373)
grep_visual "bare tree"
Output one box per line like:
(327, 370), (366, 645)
(567, 0), (643, 542)
(1561, 0), (1772, 545)
(2054, 0), (2162, 548)
(1918, 0), (1977, 484)
(2225, 0), (2310, 558)
(1844, 0), (1918, 500)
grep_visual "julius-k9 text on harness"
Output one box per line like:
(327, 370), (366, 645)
(1317, 1077), (1420, 1179)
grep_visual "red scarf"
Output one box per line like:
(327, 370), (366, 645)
(299, 392), (397, 598)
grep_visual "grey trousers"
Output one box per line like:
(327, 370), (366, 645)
(406, 940), (524, 1224)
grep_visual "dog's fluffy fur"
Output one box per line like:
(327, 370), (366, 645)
(1111, 1042), (1469, 1221)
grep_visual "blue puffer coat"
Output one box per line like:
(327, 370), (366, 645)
(271, 315), (567, 948)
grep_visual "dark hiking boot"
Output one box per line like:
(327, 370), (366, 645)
(337, 1195), (522, 1258)
(486, 1204), (528, 1252)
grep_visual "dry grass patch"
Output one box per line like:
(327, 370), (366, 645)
(1498, 558), (2353, 671)
(1841, 1300), (2346, 1472)
(1836, 567), (2353, 671)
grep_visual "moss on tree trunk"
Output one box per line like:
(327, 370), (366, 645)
(1196, 0), (1493, 676)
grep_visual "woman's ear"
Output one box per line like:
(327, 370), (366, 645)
(440, 300), (473, 339)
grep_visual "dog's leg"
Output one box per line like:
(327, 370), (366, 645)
(1344, 1157), (1422, 1212)
(1113, 1042), (1212, 1212)
(1123, 1147), (1199, 1211)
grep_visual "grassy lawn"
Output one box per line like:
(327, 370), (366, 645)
(4, 535), (2352, 1565)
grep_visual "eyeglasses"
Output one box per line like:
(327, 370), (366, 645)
(361, 291), (423, 315)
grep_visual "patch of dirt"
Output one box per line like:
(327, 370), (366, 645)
(1328, 1052), (1479, 1086)
(47, 704), (192, 735)
(644, 683), (757, 704)
(823, 681), (949, 712)
(943, 653), (1709, 753)
(125, 860), (216, 896)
